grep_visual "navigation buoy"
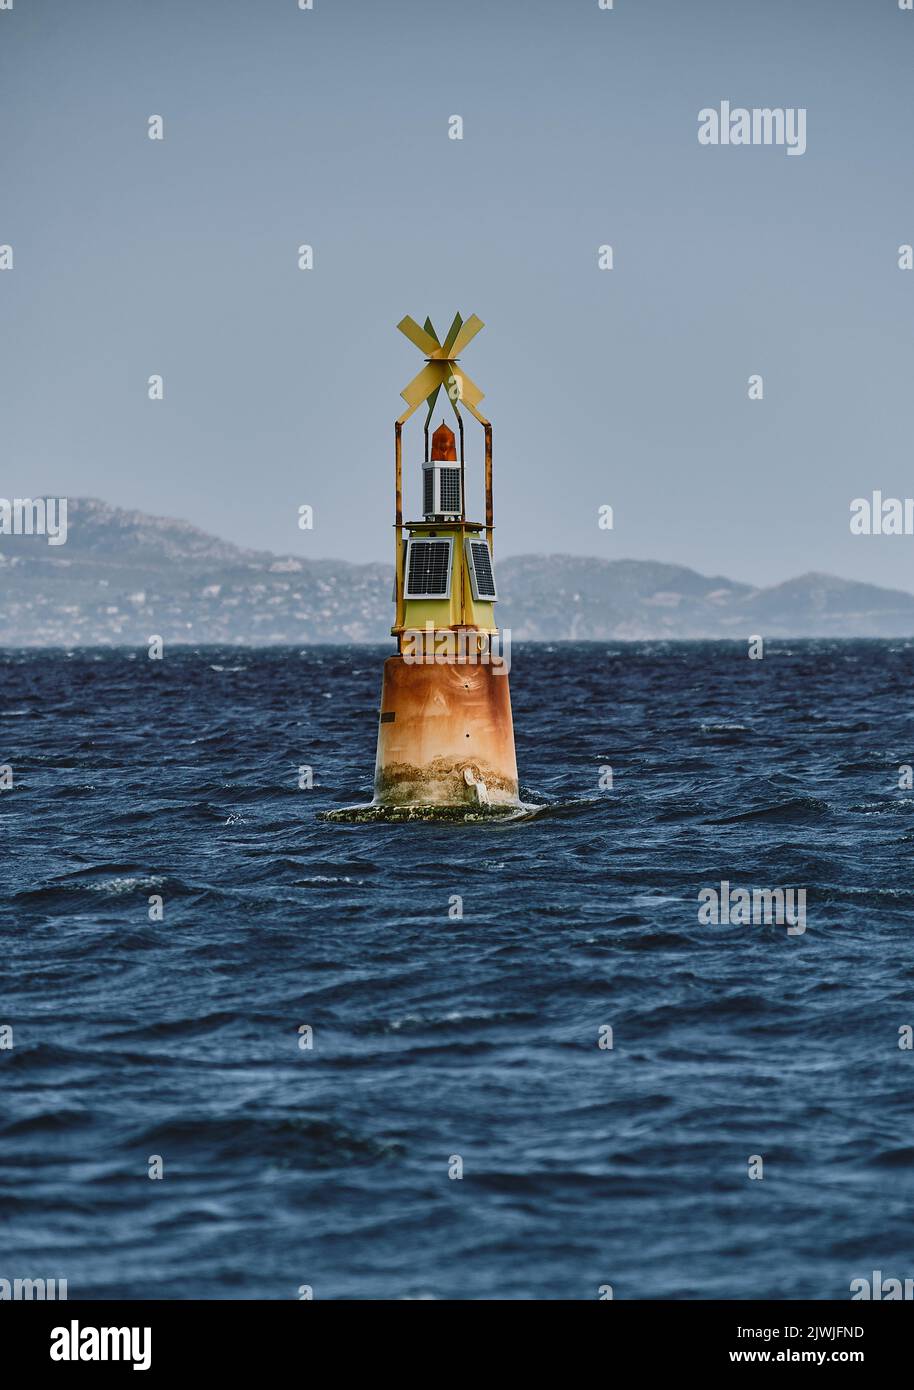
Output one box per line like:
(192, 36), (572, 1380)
(370, 313), (520, 811)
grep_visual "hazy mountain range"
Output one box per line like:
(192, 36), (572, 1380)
(2, 497), (913, 645)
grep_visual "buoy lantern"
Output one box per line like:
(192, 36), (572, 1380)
(371, 312), (520, 810)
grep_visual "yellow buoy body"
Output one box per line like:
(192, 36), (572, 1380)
(374, 654), (519, 807)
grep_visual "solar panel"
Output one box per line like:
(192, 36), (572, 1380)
(466, 539), (497, 600)
(423, 469), (434, 516)
(439, 467), (462, 514)
(405, 538), (452, 598)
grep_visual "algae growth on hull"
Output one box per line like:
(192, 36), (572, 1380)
(320, 802), (535, 824)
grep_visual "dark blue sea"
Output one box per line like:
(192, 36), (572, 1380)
(2, 641), (913, 1300)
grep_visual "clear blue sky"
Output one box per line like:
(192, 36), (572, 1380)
(2, 0), (913, 589)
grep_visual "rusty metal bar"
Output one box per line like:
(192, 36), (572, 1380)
(456, 407), (466, 522)
(394, 421), (404, 642)
(456, 407), (468, 628)
(484, 422), (493, 555)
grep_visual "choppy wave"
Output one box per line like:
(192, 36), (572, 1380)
(1, 641), (912, 1300)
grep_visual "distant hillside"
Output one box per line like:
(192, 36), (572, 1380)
(496, 556), (914, 640)
(3, 498), (914, 644)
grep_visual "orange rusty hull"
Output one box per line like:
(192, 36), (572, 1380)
(374, 656), (519, 807)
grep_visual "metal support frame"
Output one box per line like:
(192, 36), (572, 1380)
(394, 314), (493, 646)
